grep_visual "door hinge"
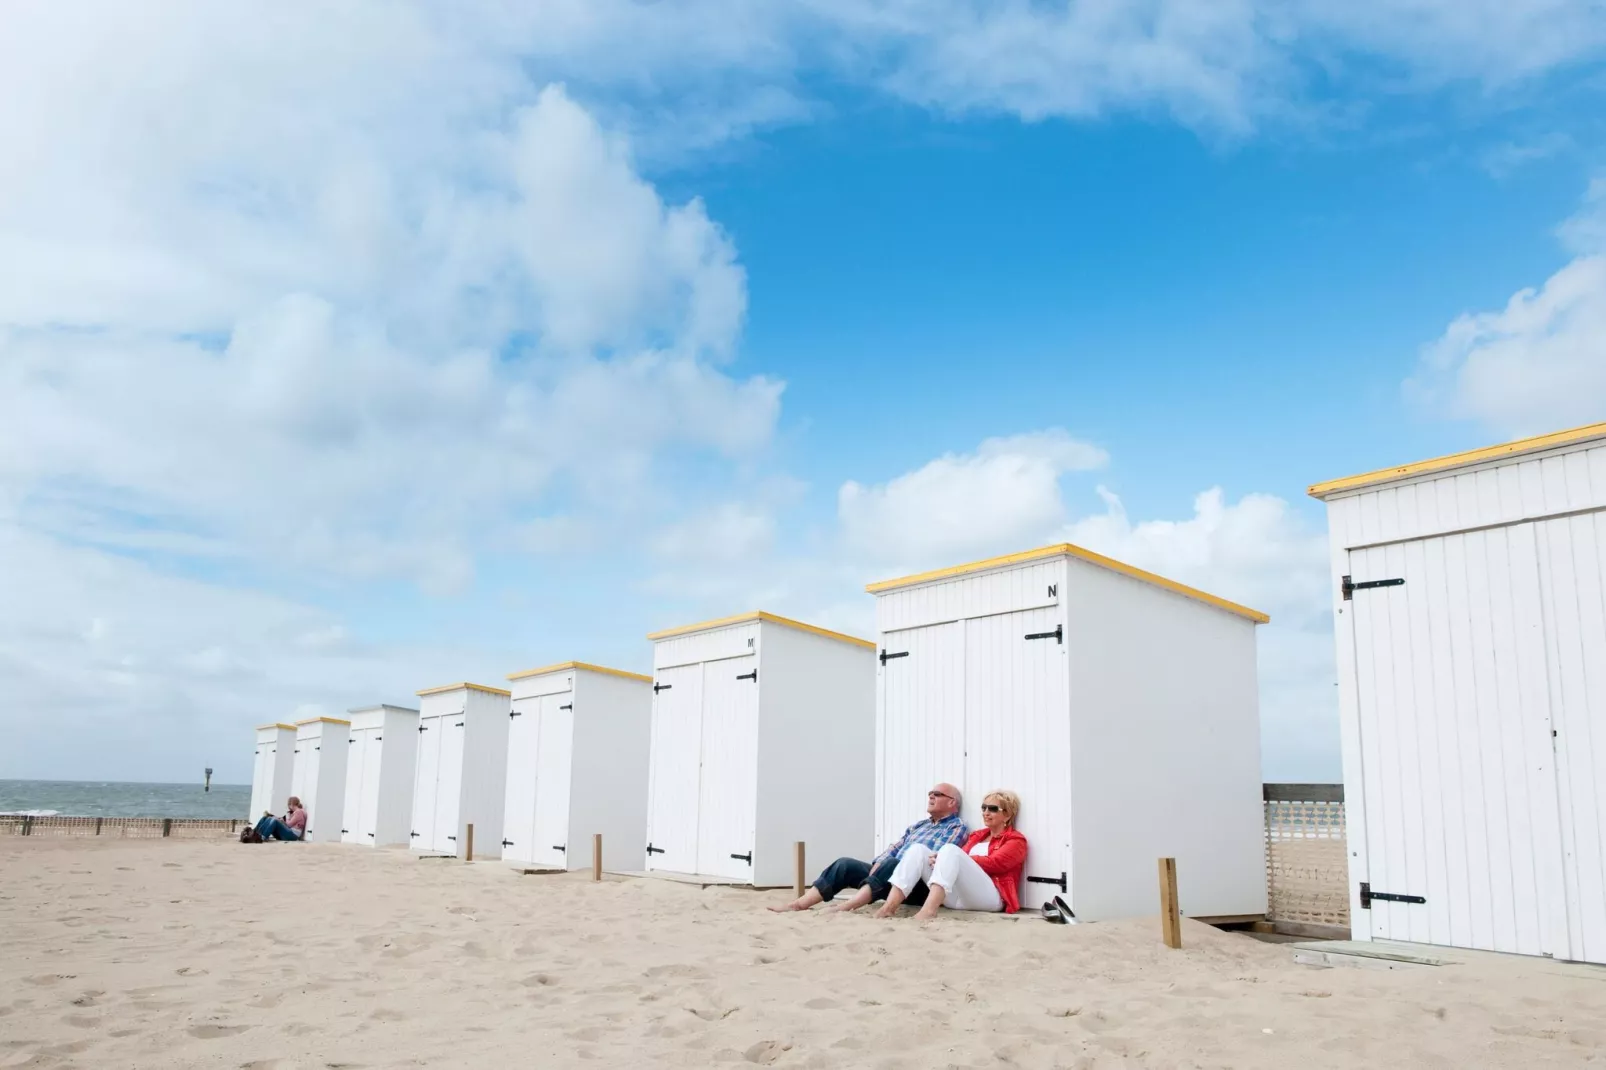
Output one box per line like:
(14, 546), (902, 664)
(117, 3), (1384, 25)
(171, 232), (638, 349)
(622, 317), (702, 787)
(341, 828), (349, 834)
(454, 721), (464, 726)
(1342, 575), (1405, 601)
(349, 738), (357, 743)
(410, 831), (419, 837)
(1027, 872), (1067, 892)
(367, 832), (375, 837)
(560, 704), (573, 711)
(419, 725), (428, 732)
(646, 843), (665, 855)
(1025, 624), (1063, 644)
(553, 844), (566, 853)
(447, 835), (457, 841)
(879, 649), (909, 665)
(375, 736), (381, 740)
(736, 670), (757, 682)
(1358, 882), (1424, 909)
(731, 851), (753, 864)
(501, 839), (514, 847)
(510, 710), (522, 718)
(654, 682), (672, 693)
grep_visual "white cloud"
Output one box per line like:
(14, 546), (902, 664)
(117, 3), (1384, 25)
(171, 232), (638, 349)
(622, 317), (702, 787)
(838, 431), (1109, 566)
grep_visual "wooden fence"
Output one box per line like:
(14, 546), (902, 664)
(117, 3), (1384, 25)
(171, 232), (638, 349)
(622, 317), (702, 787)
(0, 815), (242, 839)
(1263, 783), (1349, 932)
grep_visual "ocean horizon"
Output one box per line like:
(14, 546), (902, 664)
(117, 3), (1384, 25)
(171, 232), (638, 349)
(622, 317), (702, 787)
(0, 779), (252, 820)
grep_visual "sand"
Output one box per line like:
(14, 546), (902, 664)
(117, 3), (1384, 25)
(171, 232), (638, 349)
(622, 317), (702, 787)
(2, 840), (1604, 1069)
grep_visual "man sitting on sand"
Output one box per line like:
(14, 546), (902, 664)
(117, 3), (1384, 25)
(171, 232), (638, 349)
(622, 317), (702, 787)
(768, 783), (968, 913)
(253, 796), (307, 842)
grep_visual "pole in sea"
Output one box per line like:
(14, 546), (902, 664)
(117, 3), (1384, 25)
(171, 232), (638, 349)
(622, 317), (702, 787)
(204, 767), (213, 792)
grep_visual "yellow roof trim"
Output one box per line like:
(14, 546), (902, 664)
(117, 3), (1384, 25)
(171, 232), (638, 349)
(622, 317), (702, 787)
(415, 681), (513, 698)
(865, 543), (1270, 625)
(256, 722), (298, 732)
(506, 661), (653, 684)
(647, 611), (876, 650)
(294, 716), (351, 727)
(1309, 420), (1606, 500)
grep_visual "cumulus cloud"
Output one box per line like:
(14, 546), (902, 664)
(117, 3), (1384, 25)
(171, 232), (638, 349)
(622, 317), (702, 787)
(1408, 180), (1606, 438)
(838, 431), (1109, 566)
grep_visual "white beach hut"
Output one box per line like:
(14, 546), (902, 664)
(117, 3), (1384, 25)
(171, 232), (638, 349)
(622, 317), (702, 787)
(340, 704), (420, 847)
(409, 682), (511, 858)
(249, 723), (297, 820)
(500, 662), (653, 872)
(866, 543), (1269, 921)
(289, 717), (350, 843)
(642, 612), (876, 885)
(1311, 421), (1606, 964)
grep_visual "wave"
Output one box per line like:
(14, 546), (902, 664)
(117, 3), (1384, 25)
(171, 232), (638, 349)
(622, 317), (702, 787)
(0, 809), (62, 817)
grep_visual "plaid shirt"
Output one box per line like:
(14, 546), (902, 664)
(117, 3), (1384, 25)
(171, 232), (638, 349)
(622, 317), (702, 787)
(874, 813), (969, 868)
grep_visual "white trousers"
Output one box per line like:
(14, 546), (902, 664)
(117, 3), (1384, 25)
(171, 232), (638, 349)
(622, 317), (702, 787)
(887, 842), (1003, 912)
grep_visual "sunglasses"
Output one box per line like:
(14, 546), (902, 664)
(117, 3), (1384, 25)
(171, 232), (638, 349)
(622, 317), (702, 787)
(927, 791), (953, 801)
(981, 804), (1005, 814)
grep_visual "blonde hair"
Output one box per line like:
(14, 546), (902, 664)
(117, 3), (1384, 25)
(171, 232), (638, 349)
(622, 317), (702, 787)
(983, 790), (1020, 827)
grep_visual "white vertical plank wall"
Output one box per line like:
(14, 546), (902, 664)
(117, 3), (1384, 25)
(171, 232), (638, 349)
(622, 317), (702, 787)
(290, 718), (350, 843)
(644, 613), (875, 886)
(870, 545), (1267, 920)
(409, 683), (511, 858)
(250, 723), (297, 820)
(500, 662), (653, 873)
(342, 705), (419, 847)
(1314, 424), (1606, 964)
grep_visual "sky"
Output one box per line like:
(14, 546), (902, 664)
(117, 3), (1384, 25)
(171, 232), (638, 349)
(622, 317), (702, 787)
(2, 1), (1604, 785)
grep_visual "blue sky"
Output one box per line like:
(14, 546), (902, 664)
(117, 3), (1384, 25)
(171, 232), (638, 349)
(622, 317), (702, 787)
(2, 2), (1604, 785)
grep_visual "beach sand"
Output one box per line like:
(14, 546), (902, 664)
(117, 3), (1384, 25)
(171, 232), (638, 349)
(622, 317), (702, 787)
(2, 839), (1604, 1069)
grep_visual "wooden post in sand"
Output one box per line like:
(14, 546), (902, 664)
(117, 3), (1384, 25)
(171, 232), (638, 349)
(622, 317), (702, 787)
(592, 834), (603, 882)
(794, 841), (806, 899)
(464, 823), (474, 863)
(1158, 857), (1182, 949)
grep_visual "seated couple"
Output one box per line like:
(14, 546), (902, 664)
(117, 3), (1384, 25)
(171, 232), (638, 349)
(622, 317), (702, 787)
(770, 783), (1026, 919)
(252, 797), (307, 842)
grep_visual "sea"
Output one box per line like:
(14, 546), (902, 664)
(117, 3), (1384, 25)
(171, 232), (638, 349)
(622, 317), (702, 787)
(0, 779), (252, 819)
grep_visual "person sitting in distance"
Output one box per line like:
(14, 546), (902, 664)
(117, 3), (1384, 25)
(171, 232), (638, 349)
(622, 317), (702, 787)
(767, 783), (968, 913)
(875, 789), (1027, 919)
(253, 796), (307, 842)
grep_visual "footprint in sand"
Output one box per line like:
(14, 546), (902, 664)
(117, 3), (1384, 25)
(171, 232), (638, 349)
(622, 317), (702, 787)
(519, 973), (557, 988)
(70, 990), (105, 1007)
(188, 1024), (249, 1039)
(23, 975), (76, 986)
(368, 1009), (405, 1022)
(62, 1015), (101, 1029)
(176, 967), (209, 977)
(743, 1040), (792, 1065)
(803, 997), (838, 1010)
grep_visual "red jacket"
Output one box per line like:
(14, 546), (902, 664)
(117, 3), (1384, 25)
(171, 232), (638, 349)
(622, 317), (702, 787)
(959, 827), (1028, 914)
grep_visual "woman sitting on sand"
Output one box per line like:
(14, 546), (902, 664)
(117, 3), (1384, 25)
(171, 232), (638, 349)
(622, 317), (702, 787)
(875, 790), (1027, 920)
(253, 797), (307, 842)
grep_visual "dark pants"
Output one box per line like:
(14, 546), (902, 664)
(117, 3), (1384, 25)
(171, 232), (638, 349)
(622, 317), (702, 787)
(813, 855), (928, 906)
(254, 817), (302, 842)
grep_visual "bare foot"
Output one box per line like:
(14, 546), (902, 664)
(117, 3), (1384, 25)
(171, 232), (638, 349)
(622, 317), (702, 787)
(872, 904), (898, 919)
(914, 907), (940, 922)
(766, 902), (806, 913)
(824, 901), (858, 913)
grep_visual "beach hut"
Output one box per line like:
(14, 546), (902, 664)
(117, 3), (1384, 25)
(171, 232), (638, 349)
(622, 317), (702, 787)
(866, 544), (1269, 921)
(500, 662), (653, 872)
(642, 612), (875, 885)
(340, 704), (420, 848)
(249, 723), (297, 820)
(1310, 421), (1606, 964)
(409, 682), (511, 858)
(288, 717), (350, 843)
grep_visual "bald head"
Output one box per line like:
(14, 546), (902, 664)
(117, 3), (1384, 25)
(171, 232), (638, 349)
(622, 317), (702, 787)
(925, 783), (961, 820)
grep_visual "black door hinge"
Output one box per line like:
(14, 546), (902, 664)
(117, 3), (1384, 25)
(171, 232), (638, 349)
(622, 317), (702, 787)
(375, 736), (381, 740)
(553, 844), (566, 853)
(646, 843), (665, 855)
(1027, 872), (1067, 892)
(510, 710), (522, 718)
(560, 704), (573, 711)
(1025, 624), (1063, 644)
(654, 683), (672, 693)
(454, 721), (464, 727)
(879, 650), (908, 665)
(1359, 882), (1424, 909)
(367, 832), (375, 837)
(1342, 575), (1405, 601)
(447, 835), (457, 842)
(410, 831), (419, 837)
(419, 725), (428, 732)
(731, 851), (753, 864)
(737, 670), (757, 682)
(501, 839), (514, 847)
(341, 828), (349, 834)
